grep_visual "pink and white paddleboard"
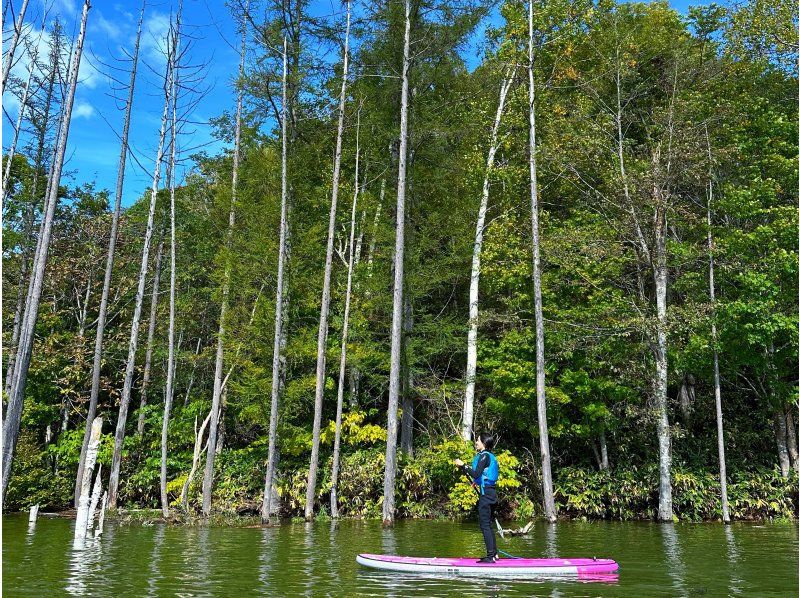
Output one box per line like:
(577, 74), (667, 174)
(356, 553), (619, 577)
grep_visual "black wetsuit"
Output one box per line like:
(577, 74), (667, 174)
(461, 453), (497, 558)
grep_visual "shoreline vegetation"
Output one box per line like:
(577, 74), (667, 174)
(2, 0), (797, 529)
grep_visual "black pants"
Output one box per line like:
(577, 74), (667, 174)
(477, 486), (497, 557)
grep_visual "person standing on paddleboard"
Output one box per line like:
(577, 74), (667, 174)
(454, 432), (500, 563)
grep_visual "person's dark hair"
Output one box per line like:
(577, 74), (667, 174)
(478, 432), (496, 450)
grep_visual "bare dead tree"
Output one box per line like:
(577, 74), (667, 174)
(528, 0), (556, 523)
(261, 36), (289, 523)
(305, 0), (352, 521)
(330, 104), (361, 519)
(108, 16), (176, 509)
(2, 0), (91, 504)
(201, 1), (247, 516)
(382, 0), (411, 526)
(74, 0), (145, 507)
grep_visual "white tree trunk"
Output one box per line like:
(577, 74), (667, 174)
(653, 162), (672, 522)
(75, 417), (102, 541)
(462, 70), (514, 442)
(136, 224), (166, 437)
(76, 0), (145, 507)
(528, 0), (557, 523)
(331, 109), (361, 519)
(706, 130), (730, 522)
(1, 0), (29, 91)
(2, 0), (91, 504)
(201, 1), (247, 517)
(305, 0), (352, 520)
(161, 8), (182, 518)
(182, 411), (212, 509)
(382, 0), (411, 526)
(86, 463), (103, 533)
(261, 37), (290, 523)
(785, 405), (798, 473)
(94, 491), (107, 537)
(108, 24), (175, 509)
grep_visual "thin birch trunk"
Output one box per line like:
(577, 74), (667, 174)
(108, 27), (175, 509)
(76, 0), (145, 507)
(183, 337), (202, 406)
(461, 70), (514, 441)
(382, 0), (411, 526)
(400, 294), (414, 455)
(305, 0), (351, 520)
(330, 108), (360, 519)
(182, 411), (212, 510)
(201, 5), (245, 515)
(528, 0), (556, 523)
(1, 0), (30, 91)
(5, 32), (59, 398)
(2, 0), (90, 504)
(774, 409), (791, 478)
(2, 26), (42, 199)
(366, 181), (384, 284)
(74, 416), (102, 541)
(599, 429), (609, 470)
(161, 8), (182, 518)
(652, 151), (672, 521)
(136, 223), (166, 437)
(706, 128), (730, 522)
(261, 37), (289, 523)
(785, 405), (798, 472)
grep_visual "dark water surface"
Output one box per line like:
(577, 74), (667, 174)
(3, 514), (797, 596)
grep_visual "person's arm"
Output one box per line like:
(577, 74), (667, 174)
(461, 453), (489, 482)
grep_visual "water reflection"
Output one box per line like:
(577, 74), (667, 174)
(146, 524), (165, 596)
(66, 523), (103, 595)
(724, 525), (742, 595)
(258, 526), (277, 590)
(660, 524), (687, 595)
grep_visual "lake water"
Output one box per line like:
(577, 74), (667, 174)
(3, 514), (797, 596)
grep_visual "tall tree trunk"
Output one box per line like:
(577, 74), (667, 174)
(305, 0), (351, 521)
(330, 109), (360, 519)
(785, 405), (798, 473)
(261, 37), (290, 523)
(201, 5), (245, 516)
(4, 28), (59, 398)
(774, 409), (791, 478)
(161, 8), (182, 518)
(528, 0), (556, 523)
(2, 25), (42, 199)
(382, 0), (411, 526)
(1, 0), (91, 504)
(599, 430), (609, 470)
(706, 128), (730, 522)
(75, 0), (145, 508)
(652, 151), (672, 522)
(1, 0), (29, 91)
(108, 26), (175, 509)
(462, 69), (514, 441)
(136, 223), (166, 437)
(400, 295), (414, 456)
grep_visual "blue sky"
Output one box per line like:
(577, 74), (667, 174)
(3, 0), (704, 208)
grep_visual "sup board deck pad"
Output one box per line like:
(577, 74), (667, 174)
(357, 553), (619, 577)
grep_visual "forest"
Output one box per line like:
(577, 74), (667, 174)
(2, 0), (798, 526)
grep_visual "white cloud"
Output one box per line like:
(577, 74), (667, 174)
(141, 11), (171, 64)
(71, 101), (95, 119)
